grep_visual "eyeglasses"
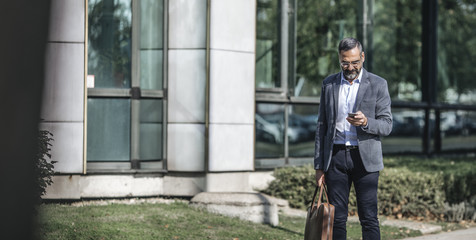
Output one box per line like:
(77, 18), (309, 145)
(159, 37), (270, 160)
(340, 60), (361, 68)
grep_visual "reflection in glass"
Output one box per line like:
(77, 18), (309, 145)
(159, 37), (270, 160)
(441, 111), (476, 151)
(87, 98), (131, 161)
(383, 108), (424, 153)
(139, 99), (163, 160)
(371, 0), (422, 102)
(256, 0), (280, 89)
(294, 0), (357, 97)
(288, 104), (318, 157)
(438, 2), (476, 104)
(255, 103), (285, 158)
(140, 0), (164, 90)
(88, 0), (132, 88)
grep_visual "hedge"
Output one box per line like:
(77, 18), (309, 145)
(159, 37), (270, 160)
(262, 156), (476, 221)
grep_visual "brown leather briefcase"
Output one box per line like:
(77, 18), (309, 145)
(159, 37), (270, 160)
(304, 184), (335, 240)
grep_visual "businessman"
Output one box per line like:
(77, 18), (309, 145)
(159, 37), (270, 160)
(314, 38), (392, 240)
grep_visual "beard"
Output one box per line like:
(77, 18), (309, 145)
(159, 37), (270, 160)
(342, 67), (360, 81)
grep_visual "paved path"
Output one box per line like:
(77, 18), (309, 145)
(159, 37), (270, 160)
(402, 227), (476, 240)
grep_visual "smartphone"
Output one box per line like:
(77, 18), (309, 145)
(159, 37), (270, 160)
(348, 112), (357, 118)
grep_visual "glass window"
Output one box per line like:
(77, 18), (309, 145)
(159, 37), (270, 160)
(87, 98), (131, 161)
(441, 110), (476, 151)
(140, 0), (164, 90)
(87, 0), (165, 170)
(256, 0), (280, 89)
(294, 0), (357, 97)
(383, 108), (425, 153)
(437, 1), (476, 104)
(88, 0), (132, 89)
(139, 99), (163, 160)
(255, 103), (285, 158)
(371, 0), (422, 102)
(288, 104), (318, 157)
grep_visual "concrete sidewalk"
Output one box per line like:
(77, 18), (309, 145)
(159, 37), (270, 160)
(402, 227), (476, 240)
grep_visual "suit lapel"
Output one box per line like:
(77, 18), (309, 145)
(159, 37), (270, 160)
(332, 73), (341, 120)
(354, 68), (370, 112)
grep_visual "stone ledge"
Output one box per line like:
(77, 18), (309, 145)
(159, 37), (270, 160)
(190, 192), (282, 226)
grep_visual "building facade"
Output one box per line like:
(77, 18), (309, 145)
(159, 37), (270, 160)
(43, 0), (476, 199)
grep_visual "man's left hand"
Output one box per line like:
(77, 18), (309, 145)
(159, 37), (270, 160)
(347, 111), (368, 127)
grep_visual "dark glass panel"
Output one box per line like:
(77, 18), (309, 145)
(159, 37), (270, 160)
(437, 1), (476, 104)
(255, 103), (285, 158)
(88, 0), (132, 88)
(294, 0), (357, 97)
(256, 0), (280, 89)
(371, 0), (422, 102)
(383, 108), (424, 153)
(288, 104), (318, 157)
(87, 98), (131, 161)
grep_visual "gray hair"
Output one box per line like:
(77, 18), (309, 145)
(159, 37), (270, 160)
(338, 37), (363, 54)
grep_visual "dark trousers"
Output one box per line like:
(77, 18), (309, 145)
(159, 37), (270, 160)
(326, 146), (380, 240)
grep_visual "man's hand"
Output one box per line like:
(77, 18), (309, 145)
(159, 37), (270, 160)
(315, 169), (325, 187)
(347, 110), (368, 127)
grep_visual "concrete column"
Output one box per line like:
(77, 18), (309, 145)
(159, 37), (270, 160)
(207, 0), (256, 181)
(40, 0), (86, 173)
(167, 0), (207, 172)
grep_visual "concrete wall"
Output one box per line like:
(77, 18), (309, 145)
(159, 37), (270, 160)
(43, 171), (273, 199)
(43, 0), (259, 199)
(41, 0), (85, 174)
(167, 0), (207, 172)
(207, 0), (256, 173)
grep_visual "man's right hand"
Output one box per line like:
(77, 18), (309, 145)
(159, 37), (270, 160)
(315, 169), (325, 187)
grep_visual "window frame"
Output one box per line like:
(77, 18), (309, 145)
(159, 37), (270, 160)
(85, 0), (168, 173)
(254, 0), (476, 170)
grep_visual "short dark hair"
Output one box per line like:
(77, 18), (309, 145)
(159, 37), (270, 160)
(338, 38), (363, 54)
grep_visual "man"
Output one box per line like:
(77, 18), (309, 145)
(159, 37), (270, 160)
(314, 38), (392, 240)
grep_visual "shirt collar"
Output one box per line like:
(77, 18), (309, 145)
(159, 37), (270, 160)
(340, 69), (363, 85)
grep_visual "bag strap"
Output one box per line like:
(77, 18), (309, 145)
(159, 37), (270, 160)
(310, 184), (329, 209)
(322, 184), (329, 204)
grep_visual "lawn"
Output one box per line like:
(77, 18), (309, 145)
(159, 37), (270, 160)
(36, 200), (421, 240)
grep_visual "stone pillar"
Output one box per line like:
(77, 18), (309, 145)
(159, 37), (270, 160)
(167, 0), (207, 172)
(41, 0), (86, 174)
(207, 0), (256, 191)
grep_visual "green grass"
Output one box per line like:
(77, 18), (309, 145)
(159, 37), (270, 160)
(37, 201), (421, 240)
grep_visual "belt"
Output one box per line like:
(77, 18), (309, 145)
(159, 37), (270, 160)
(333, 144), (359, 150)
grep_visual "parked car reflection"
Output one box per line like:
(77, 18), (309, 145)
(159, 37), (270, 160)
(256, 113), (318, 144)
(288, 113), (317, 143)
(256, 114), (282, 144)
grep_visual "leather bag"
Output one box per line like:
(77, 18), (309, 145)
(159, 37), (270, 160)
(304, 184), (335, 240)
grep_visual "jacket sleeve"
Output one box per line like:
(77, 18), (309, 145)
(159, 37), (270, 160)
(314, 85), (327, 170)
(363, 80), (393, 136)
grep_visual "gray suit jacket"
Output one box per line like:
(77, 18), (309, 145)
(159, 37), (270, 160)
(314, 68), (392, 172)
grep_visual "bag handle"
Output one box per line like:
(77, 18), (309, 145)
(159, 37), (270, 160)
(310, 184), (329, 209)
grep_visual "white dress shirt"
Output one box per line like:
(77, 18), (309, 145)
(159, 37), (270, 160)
(334, 70), (363, 146)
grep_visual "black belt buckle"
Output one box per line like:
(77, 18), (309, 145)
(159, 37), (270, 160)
(334, 144), (358, 150)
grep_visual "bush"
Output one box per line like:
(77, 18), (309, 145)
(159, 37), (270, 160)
(377, 168), (445, 219)
(443, 168), (476, 204)
(385, 156), (476, 204)
(262, 163), (448, 220)
(262, 165), (316, 210)
(444, 196), (476, 222)
(36, 129), (55, 203)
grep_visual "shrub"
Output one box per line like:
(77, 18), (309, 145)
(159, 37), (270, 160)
(385, 156), (476, 204)
(377, 168), (445, 219)
(262, 163), (446, 220)
(36, 129), (55, 203)
(262, 165), (316, 210)
(444, 197), (476, 222)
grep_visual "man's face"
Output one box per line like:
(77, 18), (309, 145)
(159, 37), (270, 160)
(339, 47), (365, 81)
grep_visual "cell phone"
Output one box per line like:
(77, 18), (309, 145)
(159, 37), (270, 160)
(348, 112), (357, 118)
